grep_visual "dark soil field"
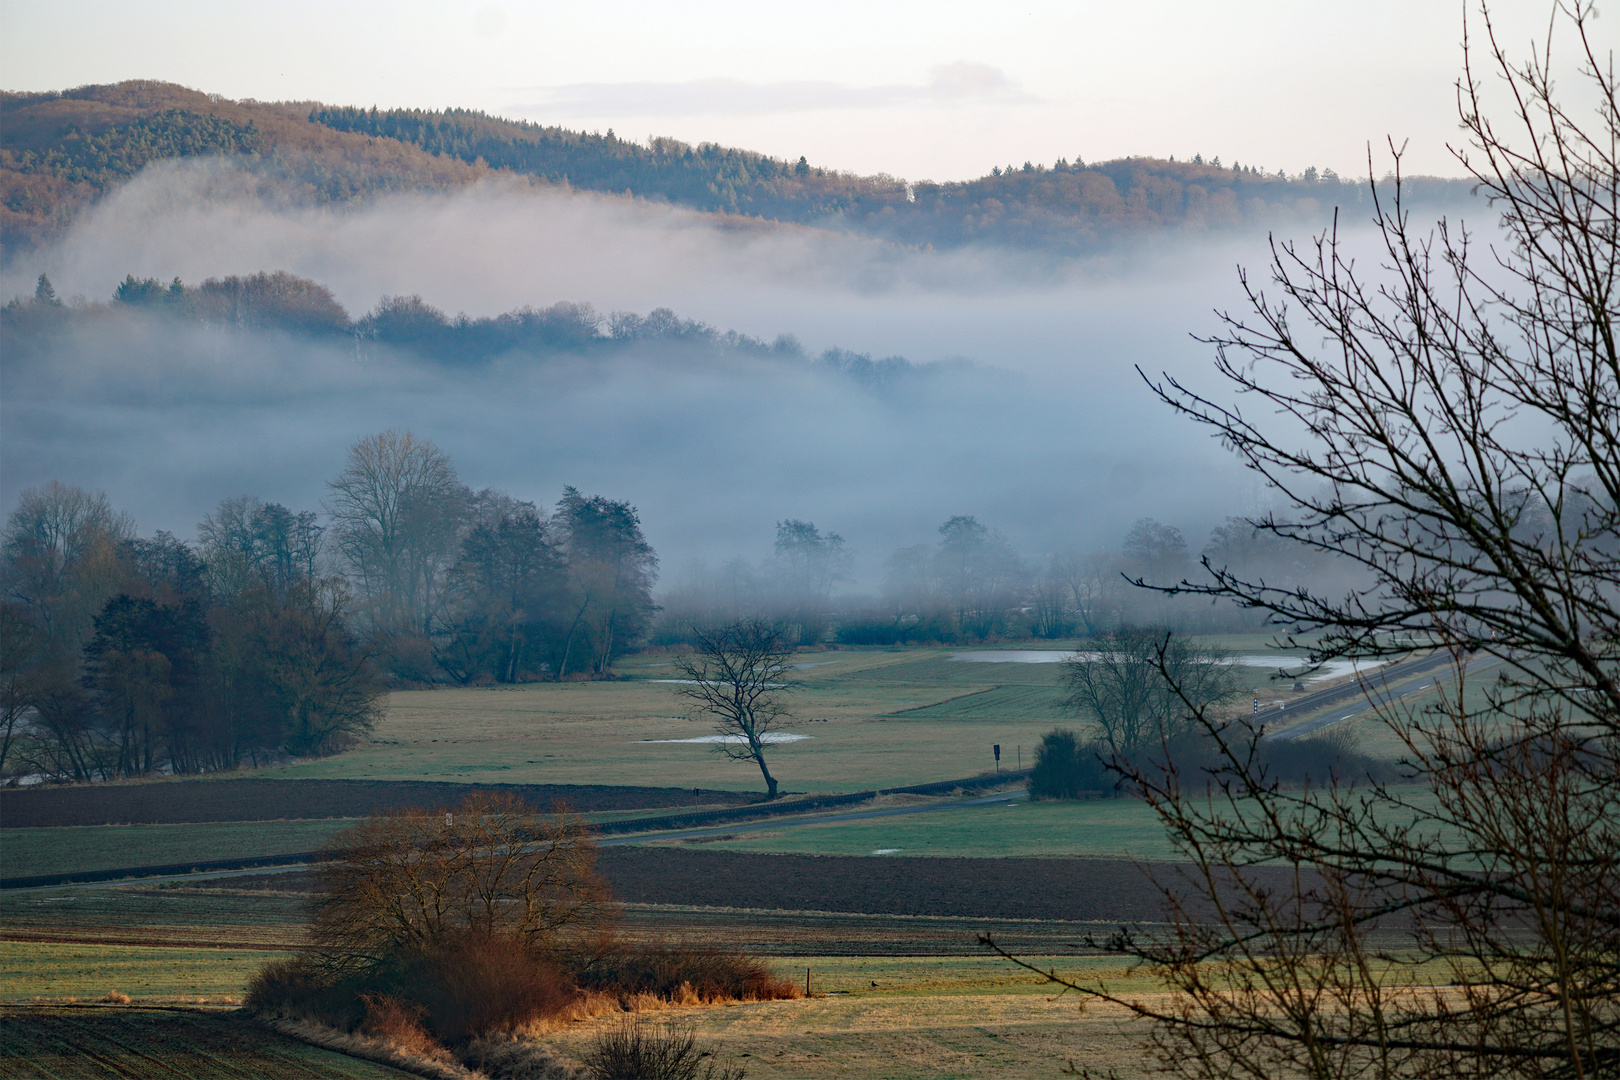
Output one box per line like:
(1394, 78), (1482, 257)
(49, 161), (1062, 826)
(0, 778), (754, 828)
(0, 1006), (411, 1078)
(598, 848), (1174, 921)
(3, 851), (1192, 955)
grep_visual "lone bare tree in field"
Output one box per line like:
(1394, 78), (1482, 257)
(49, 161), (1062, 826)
(671, 619), (797, 800)
(988, 5), (1619, 1078)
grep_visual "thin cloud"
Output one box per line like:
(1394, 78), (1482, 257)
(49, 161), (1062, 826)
(511, 61), (1033, 119)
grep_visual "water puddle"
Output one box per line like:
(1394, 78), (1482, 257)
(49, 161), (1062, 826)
(950, 650), (1369, 683)
(639, 733), (814, 744)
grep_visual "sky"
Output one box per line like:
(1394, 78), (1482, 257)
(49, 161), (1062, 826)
(0, 0), (1567, 183)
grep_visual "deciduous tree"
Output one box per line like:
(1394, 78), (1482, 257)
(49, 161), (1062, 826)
(989, 7), (1620, 1077)
(671, 619), (797, 799)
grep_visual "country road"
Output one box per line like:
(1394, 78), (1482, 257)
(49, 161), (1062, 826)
(1262, 650), (1495, 741)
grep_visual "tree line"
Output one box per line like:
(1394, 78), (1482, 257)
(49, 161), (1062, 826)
(0, 431), (659, 781)
(2, 268), (920, 385)
(659, 511), (1355, 647)
(311, 105), (1476, 255)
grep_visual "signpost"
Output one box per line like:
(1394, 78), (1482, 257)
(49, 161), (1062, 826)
(993, 744), (1001, 773)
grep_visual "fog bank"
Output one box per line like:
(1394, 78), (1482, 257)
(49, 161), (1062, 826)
(2, 161), (1383, 577)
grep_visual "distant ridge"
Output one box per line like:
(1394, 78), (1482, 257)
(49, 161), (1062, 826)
(2, 81), (1476, 254)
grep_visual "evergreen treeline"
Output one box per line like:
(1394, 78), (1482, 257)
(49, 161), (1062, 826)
(3, 81), (1476, 254)
(2, 269), (916, 384)
(0, 434), (659, 782)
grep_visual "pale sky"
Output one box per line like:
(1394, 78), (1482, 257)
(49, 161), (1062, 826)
(4, 1), (1576, 183)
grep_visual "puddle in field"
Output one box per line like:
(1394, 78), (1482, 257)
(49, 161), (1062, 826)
(640, 733), (813, 744)
(871, 848), (902, 855)
(950, 650), (1072, 663)
(1232, 657), (1367, 682)
(647, 679), (788, 687)
(950, 651), (1366, 683)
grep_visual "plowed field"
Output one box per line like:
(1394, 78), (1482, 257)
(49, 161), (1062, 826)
(0, 1006), (410, 1078)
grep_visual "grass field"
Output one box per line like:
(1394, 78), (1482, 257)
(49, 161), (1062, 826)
(0, 941), (286, 1003)
(0, 820), (354, 881)
(253, 644), (1384, 795)
(543, 954), (1161, 1080)
(648, 796), (1182, 860)
(0, 946), (1155, 1080)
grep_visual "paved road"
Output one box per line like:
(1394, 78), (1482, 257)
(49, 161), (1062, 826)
(0, 788), (1031, 895)
(1262, 651), (1496, 741)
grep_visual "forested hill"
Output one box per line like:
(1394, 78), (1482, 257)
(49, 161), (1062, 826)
(310, 105), (1475, 251)
(2, 80), (1475, 254)
(0, 82), (488, 249)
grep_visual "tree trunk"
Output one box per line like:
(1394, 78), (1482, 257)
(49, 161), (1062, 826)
(756, 753), (778, 800)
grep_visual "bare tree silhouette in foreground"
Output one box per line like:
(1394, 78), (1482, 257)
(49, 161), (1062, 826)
(986, 5), (1618, 1077)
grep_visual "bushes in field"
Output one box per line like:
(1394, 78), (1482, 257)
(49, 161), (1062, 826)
(575, 942), (798, 1006)
(1028, 725), (1392, 801)
(246, 791), (795, 1062)
(1028, 729), (1111, 799)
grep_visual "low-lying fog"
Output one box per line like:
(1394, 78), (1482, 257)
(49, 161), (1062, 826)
(2, 160), (1428, 580)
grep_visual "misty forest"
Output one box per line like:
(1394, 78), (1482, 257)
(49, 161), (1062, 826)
(0, 3), (1615, 1080)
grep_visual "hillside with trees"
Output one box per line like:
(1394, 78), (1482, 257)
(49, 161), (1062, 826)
(3, 80), (1475, 256)
(0, 81), (488, 250)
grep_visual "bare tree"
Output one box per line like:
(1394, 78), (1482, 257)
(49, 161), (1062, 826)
(310, 791), (613, 975)
(935, 515), (1027, 640)
(988, 6), (1619, 1077)
(325, 430), (466, 642)
(771, 518), (849, 645)
(1061, 628), (1239, 754)
(1, 480), (135, 653)
(671, 619), (797, 799)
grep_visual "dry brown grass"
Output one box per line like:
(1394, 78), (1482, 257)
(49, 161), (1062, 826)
(267, 1014), (478, 1080)
(543, 990), (1157, 1080)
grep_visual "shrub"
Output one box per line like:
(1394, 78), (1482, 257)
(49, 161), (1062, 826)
(577, 942), (798, 1004)
(245, 957), (363, 1027)
(359, 994), (440, 1058)
(1249, 727), (1393, 787)
(407, 935), (577, 1043)
(581, 1019), (746, 1080)
(1028, 728), (1110, 799)
(247, 936), (578, 1045)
